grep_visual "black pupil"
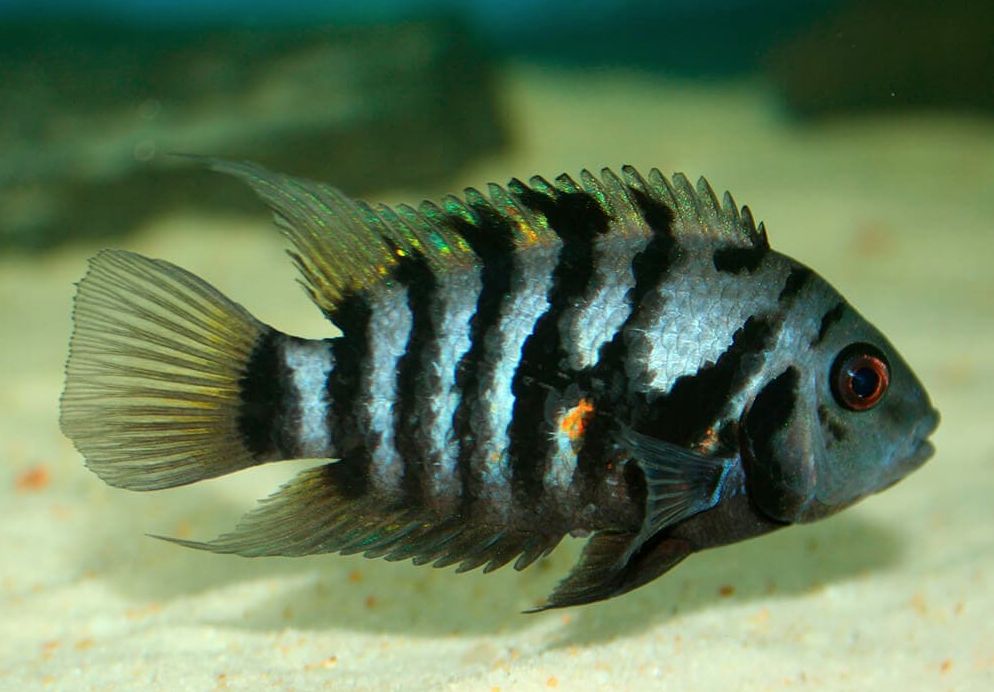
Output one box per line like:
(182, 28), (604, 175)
(850, 365), (879, 398)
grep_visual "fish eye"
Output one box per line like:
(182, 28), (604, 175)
(831, 343), (890, 411)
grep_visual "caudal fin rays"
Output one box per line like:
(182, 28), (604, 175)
(61, 249), (269, 490)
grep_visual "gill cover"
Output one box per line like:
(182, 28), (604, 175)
(741, 366), (823, 523)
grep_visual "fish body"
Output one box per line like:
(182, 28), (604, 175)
(61, 161), (938, 608)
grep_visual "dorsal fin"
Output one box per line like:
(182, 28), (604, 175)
(204, 159), (481, 318)
(207, 160), (767, 322)
(206, 159), (557, 322)
(620, 166), (768, 250)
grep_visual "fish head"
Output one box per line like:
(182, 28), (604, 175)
(741, 279), (939, 524)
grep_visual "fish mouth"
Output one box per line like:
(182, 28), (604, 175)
(876, 408), (938, 494)
(908, 438), (935, 466)
(906, 408), (940, 468)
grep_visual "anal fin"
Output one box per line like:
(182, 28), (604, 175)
(528, 531), (692, 611)
(156, 461), (563, 575)
(527, 531), (635, 611)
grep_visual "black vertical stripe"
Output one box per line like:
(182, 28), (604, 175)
(619, 253), (810, 455)
(391, 248), (439, 506)
(817, 404), (848, 446)
(778, 264), (814, 302)
(712, 244), (767, 273)
(506, 183), (611, 504)
(573, 187), (681, 503)
(326, 293), (373, 498)
(633, 315), (777, 448)
(238, 327), (294, 460)
(743, 366), (800, 500)
(446, 197), (518, 506)
(746, 366), (799, 455)
(626, 187), (682, 308)
(813, 302), (846, 346)
(630, 260), (807, 455)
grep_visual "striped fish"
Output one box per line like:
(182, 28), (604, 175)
(61, 160), (939, 609)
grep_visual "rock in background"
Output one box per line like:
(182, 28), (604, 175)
(0, 16), (506, 251)
(767, 0), (994, 119)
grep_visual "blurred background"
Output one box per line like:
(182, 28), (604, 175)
(1, 0), (992, 250)
(2, 1), (992, 689)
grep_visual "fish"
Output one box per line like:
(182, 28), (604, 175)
(60, 159), (939, 610)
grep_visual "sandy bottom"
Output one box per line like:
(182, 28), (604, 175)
(2, 66), (992, 690)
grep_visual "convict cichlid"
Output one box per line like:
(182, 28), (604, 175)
(61, 160), (939, 609)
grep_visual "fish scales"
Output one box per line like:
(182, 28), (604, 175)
(414, 267), (482, 509)
(506, 175), (611, 507)
(361, 285), (413, 493)
(565, 177), (683, 513)
(279, 336), (336, 459)
(60, 159), (939, 609)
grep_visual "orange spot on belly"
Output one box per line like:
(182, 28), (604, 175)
(560, 398), (595, 443)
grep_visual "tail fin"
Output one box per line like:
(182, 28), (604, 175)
(61, 250), (269, 490)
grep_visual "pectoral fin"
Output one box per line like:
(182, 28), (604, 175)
(529, 428), (734, 610)
(618, 426), (735, 554)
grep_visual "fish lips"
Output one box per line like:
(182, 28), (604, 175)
(877, 407), (940, 493)
(902, 407), (940, 471)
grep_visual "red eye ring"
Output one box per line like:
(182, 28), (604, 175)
(831, 345), (890, 411)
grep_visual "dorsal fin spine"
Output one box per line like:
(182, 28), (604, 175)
(441, 194), (475, 225)
(600, 167), (651, 238)
(721, 190), (740, 225)
(554, 172), (581, 195)
(620, 165), (651, 199)
(463, 186), (488, 212)
(649, 168), (681, 210)
(695, 176), (722, 226)
(578, 169), (612, 218)
(526, 174), (555, 197)
(668, 172), (701, 224)
(425, 201), (476, 262)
